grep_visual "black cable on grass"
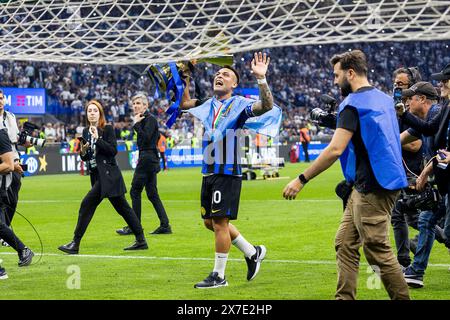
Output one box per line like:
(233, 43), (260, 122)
(2, 204), (43, 266)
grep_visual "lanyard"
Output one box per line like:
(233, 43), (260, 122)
(212, 97), (234, 130)
(447, 120), (450, 149)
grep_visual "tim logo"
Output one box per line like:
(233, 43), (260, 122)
(25, 157), (39, 174)
(16, 95), (26, 107)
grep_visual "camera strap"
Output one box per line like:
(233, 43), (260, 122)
(0, 174), (7, 198)
(1, 112), (7, 130)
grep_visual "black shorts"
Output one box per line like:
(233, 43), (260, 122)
(201, 174), (242, 220)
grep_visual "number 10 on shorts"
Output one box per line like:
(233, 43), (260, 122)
(213, 190), (222, 204)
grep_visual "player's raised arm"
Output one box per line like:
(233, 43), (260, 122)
(180, 77), (198, 110)
(251, 52), (273, 116)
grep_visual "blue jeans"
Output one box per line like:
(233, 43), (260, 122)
(412, 197), (450, 275)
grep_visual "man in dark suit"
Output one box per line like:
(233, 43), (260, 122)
(116, 94), (171, 236)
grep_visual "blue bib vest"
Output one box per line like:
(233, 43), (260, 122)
(338, 88), (407, 190)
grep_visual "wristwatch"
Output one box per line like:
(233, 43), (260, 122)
(298, 173), (309, 185)
(298, 173), (308, 185)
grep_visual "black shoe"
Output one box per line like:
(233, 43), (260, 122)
(150, 225), (172, 235)
(403, 266), (424, 288)
(124, 240), (148, 251)
(434, 225), (446, 244)
(58, 241), (80, 254)
(0, 267), (7, 280)
(245, 245), (267, 281)
(444, 239), (450, 250)
(194, 272), (228, 289)
(116, 226), (133, 236)
(18, 248), (34, 267)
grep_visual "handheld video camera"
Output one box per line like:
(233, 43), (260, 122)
(18, 122), (46, 148)
(309, 94), (338, 129)
(397, 183), (441, 212)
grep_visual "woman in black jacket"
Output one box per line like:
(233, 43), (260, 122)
(59, 100), (147, 254)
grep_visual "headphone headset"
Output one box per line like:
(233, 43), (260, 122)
(406, 66), (421, 85)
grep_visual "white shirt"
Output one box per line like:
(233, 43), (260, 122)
(0, 111), (20, 160)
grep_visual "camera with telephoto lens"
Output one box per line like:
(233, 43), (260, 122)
(18, 122), (46, 148)
(310, 94), (338, 129)
(397, 183), (440, 212)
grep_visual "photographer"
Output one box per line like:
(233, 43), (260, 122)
(401, 82), (446, 288)
(116, 94), (171, 236)
(0, 129), (34, 277)
(0, 90), (34, 267)
(0, 90), (25, 227)
(283, 50), (409, 300)
(399, 66), (450, 287)
(391, 68), (424, 269)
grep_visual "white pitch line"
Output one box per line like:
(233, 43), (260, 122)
(0, 251), (335, 264)
(0, 252), (449, 268)
(19, 199), (340, 203)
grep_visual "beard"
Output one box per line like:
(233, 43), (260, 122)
(340, 77), (353, 97)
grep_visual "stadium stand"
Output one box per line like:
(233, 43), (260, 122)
(1, 41), (448, 145)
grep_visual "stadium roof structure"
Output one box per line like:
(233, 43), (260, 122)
(0, 0), (449, 65)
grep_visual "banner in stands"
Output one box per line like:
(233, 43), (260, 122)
(297, 141), (328, 161)
(18, 143), (313, 176)
(1, 87), (46, 114)
(20, 153), (88, 176)
(233, 87), (260, 100)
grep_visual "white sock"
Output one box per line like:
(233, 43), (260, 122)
(232, 234), (257, 258)
(213, 252), (228, 279)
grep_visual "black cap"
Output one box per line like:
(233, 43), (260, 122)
(402, 81), (439, 100)
(430, 63), (450, 81)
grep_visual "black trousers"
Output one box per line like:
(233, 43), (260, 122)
(73, 175), (144, 243)
(0, 204), (25, 252)
(301, 142), (310, 162)
(5, 172), (21, 225)
(160, 152), (166, 170)
(391, 197), (419, 267)
(130, 165), (169, 227)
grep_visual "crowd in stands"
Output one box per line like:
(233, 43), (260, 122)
(1, 41), (449, 147)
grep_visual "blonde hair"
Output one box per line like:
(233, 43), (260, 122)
(85, 100), (106, 129)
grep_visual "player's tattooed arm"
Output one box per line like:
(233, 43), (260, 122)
(250, 52), (273, 116)
(252, 81), (274, 116)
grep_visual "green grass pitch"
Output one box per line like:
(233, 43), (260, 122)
(0, 163), (449, 300)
